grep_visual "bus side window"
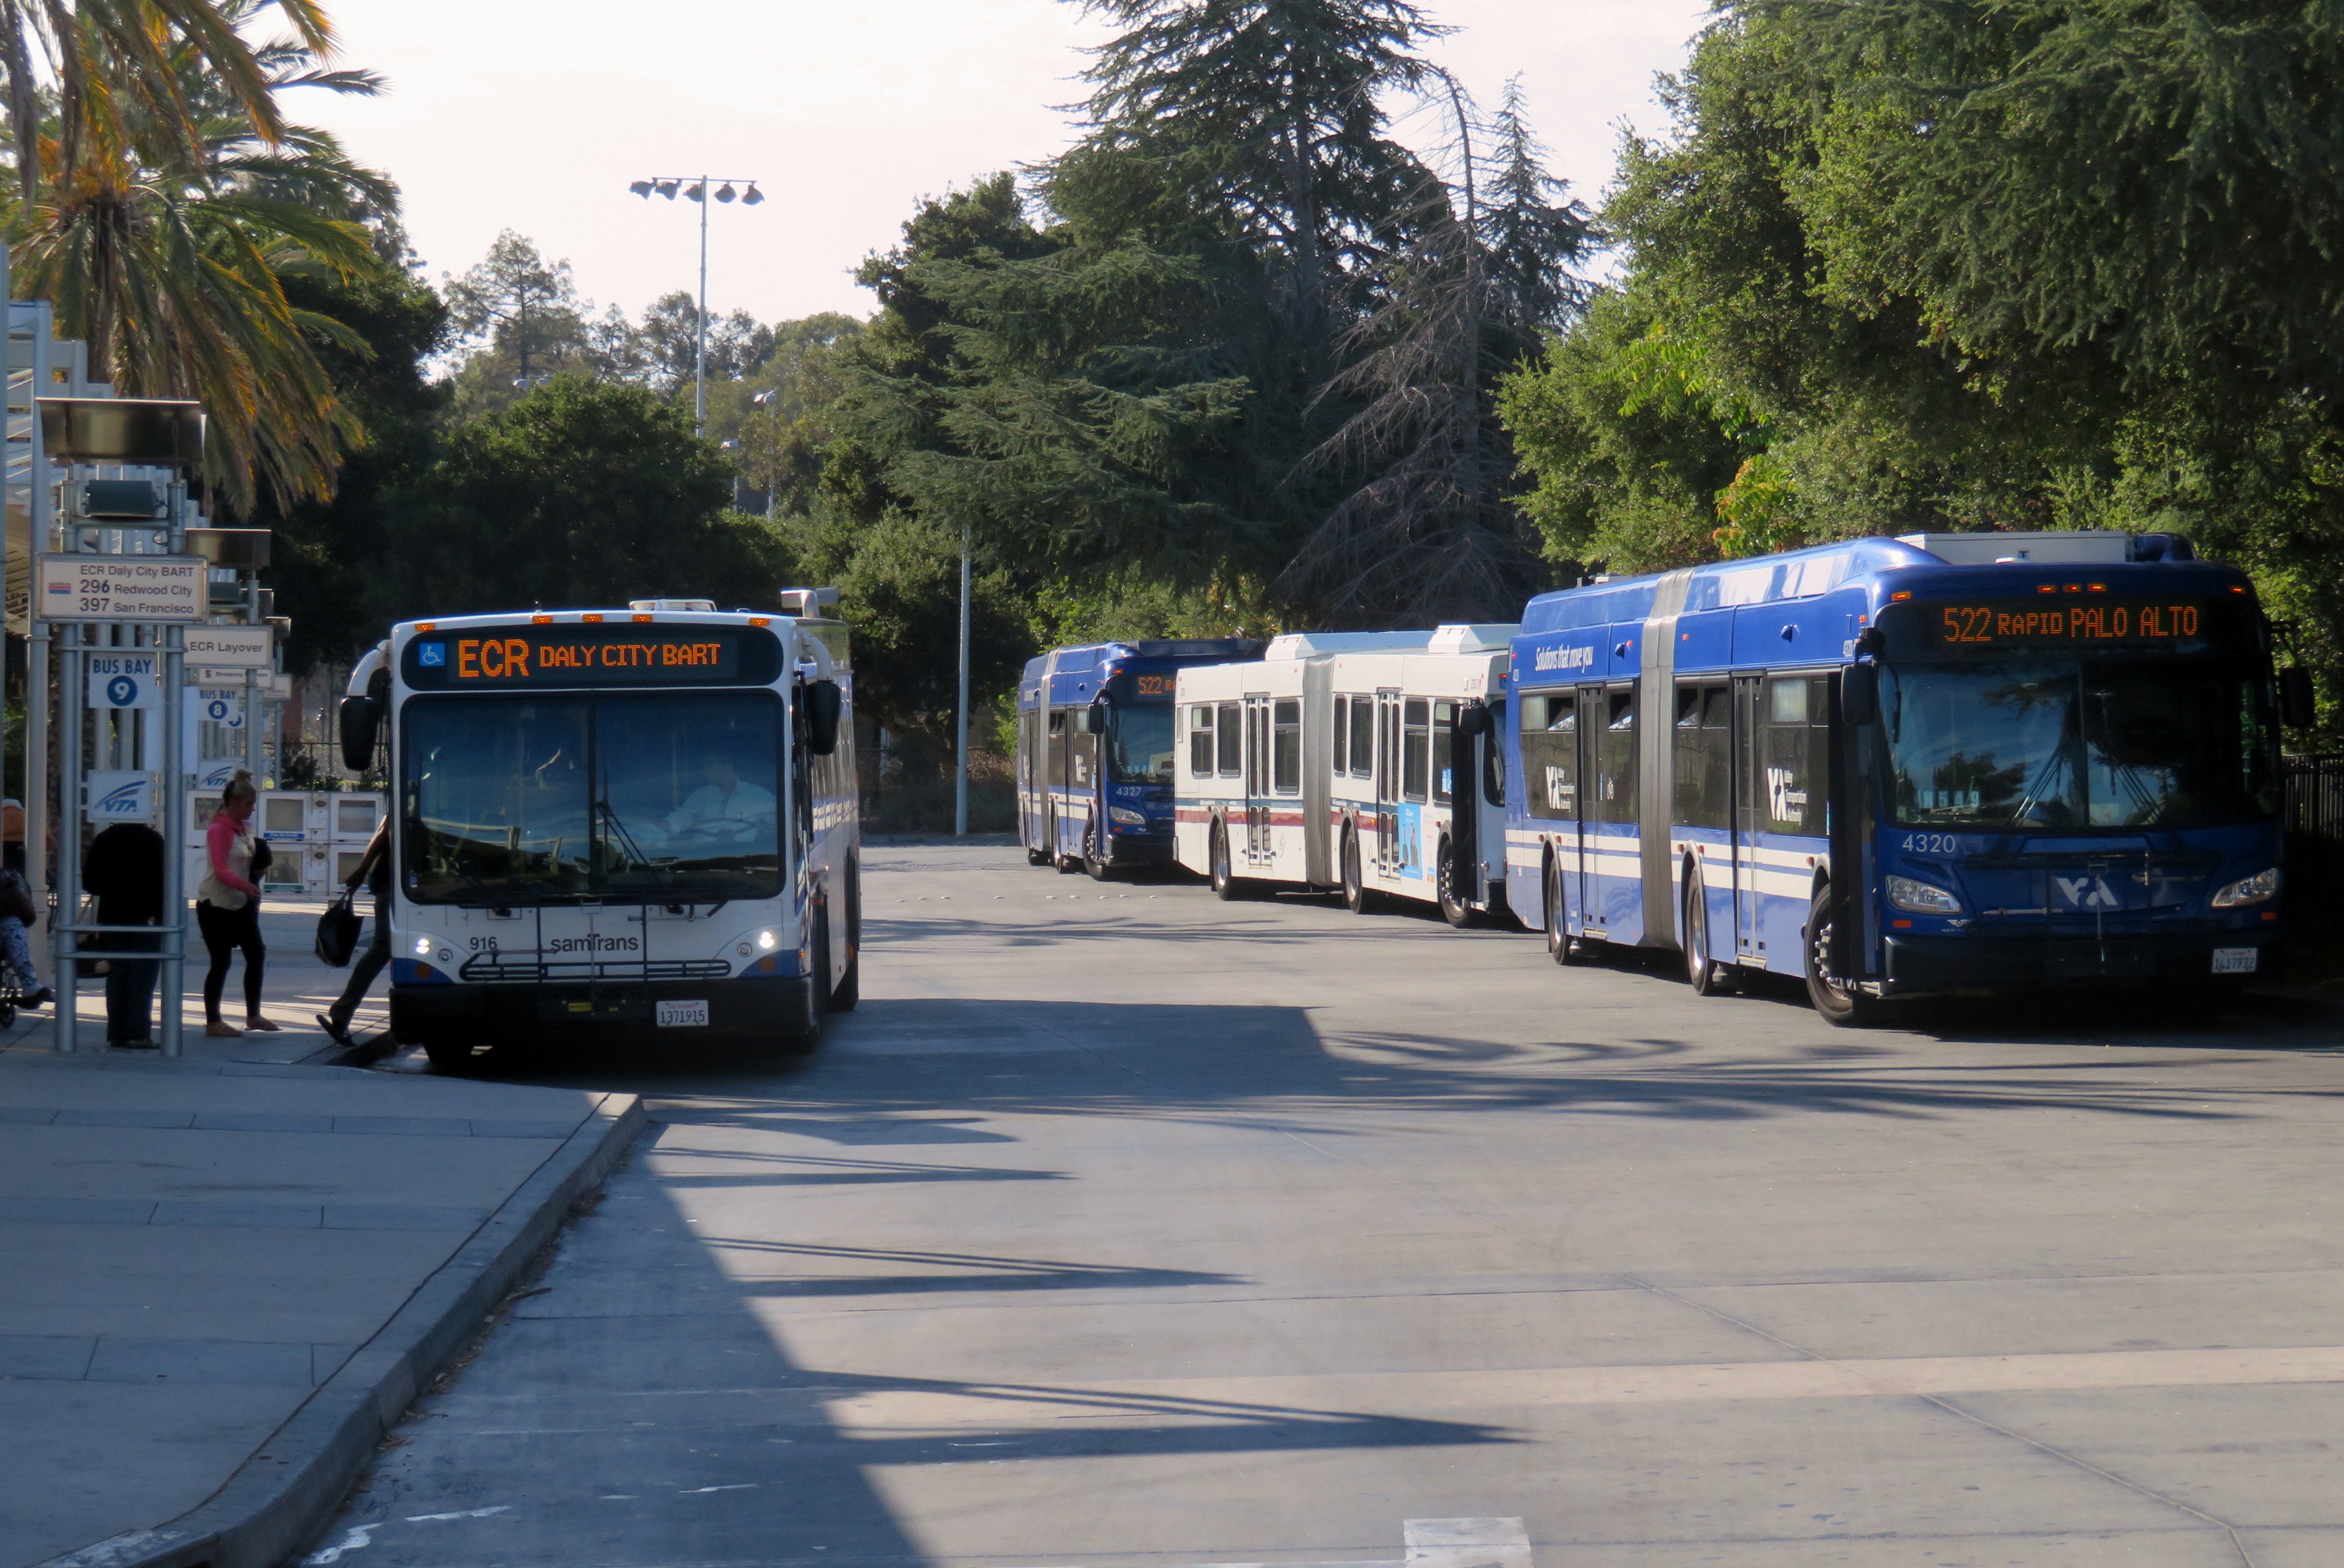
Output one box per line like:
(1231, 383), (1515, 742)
(1762, 676), (1824, 832)
(1216, 702), (1242, 778)
(1523, 693), (1575, 819)
(1350, 696), (1374, 779)
(1189, 704), (1214, 777)
(1673, 682), (1730, 829)
(1402, 698), (1431, 802)
(1432, 701), (1455, 805)
(1332, 695), (1349, 775)
(1597, 687), (1638, 823)
(1273, 700), (1301, 793)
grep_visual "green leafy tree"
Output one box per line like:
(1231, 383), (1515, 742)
(375, 376), (789, 619)
(440, 231), (599, 418)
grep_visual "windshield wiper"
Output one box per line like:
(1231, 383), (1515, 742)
(594, 797), (671, 886)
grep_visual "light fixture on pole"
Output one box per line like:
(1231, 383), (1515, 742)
(631, 173), (763, 432)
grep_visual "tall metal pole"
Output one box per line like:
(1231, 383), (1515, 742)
(694, 175), (709, 435)
(158, 478), (187, 1056)
(52, 620), (80, 1052)
(955, 525), (970, 837)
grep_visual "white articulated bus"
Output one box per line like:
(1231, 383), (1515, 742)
(337, 593), (858, 1071)
(1174, 625), (1517, 924)
(1319, 625), (1517, 924)
(1173, 632), (1432, 898)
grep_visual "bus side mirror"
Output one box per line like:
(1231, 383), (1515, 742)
(1843, 665), (1878, 726)
(804, 680), (842, 756)
(339, 695), (380, 772)
(1082, 704), (1108, 735)
(2281, 665), (2316, 729)
(1456, 704), (1492, 738)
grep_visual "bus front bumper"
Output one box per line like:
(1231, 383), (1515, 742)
(1880, 928), (2281, 995)
(391, 974), (808, 1048)
(1101, 831), (1175, 867)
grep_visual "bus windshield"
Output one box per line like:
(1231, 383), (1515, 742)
(1882, 661), (2278, 831)
(404, 691), (784, 902)
(1106, 702), (1177, 785)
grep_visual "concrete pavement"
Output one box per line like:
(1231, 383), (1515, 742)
(0, 896), (643, 1568)
(303, 843), (2344, 1568)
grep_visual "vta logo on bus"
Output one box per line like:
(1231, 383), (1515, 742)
(2051, 874), (2122, 910)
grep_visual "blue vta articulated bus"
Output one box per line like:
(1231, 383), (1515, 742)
(1018, 638), (1264, 878)
(1503, 530), (2315, 1024)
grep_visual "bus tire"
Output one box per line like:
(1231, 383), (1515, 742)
(1341, 826), (1375, 914)
(1026, 844), (1050, 866)
(1804, 883), (1880, 1027)
(1437, 839), (1476, 929)
(1545, 857), (1586, 965)
(1210, 820), (1246, 901)
(422, 1039), (479, 1075)
(1084, 825), (1115, 882)
(830, 862), (861, 1013)
(783, 906), (830, 1054)
(1683, 871), (1730, 996)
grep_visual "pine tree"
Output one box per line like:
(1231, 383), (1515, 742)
(1280, 72), (1595, 621)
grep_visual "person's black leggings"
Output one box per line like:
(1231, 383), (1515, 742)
(196, 899), (264, 1023)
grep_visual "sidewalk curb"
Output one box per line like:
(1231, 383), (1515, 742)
(31, 1090), (647, 1568)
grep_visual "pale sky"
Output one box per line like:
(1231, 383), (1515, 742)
(298, 0), (1712, 328)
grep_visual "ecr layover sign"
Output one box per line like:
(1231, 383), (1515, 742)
(36, 554), (205, 621)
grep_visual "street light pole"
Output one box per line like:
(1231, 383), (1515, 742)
(628, 176), (765, 436)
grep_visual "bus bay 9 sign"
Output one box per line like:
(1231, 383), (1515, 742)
(1930, 598), (2206, 651)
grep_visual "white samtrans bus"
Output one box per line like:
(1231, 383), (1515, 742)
(337, 594), (858, 1070)
(1174, 624), (1516, 923)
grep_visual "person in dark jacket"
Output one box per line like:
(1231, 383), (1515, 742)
(0, 862), (50, 1011)
(318, 817), (390, 1046)
(84, 819), (165, 1048)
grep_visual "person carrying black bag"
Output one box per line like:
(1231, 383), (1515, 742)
(84, 819), (164, 1047)
(319, 817), (391, 1046)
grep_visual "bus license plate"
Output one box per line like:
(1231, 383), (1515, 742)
(657, 1000), (710, 1028)
(2212, 949), (2258, 975)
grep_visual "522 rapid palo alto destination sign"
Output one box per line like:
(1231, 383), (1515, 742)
(36, 554), (206, 622)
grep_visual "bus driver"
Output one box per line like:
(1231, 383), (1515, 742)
(660, 750), (777, 842)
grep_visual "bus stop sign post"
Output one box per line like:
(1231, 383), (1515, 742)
(36, 397), (207, 1057)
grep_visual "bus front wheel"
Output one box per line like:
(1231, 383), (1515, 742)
(783, 906), (830, 1054)
(1683, 871), (1731, 996)
(1804, 884), (1880, 1027)
(1545, 858), (1586, 965)
(1341, 827), (1375, 915)
(1210, 821), (1246, 901)
(1436, 840), (1476, 929)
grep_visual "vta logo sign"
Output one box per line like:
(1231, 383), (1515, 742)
(2053, 874), (2121, 910)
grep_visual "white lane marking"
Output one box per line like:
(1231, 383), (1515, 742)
(823, 1342), (2344, 1430)
(405, 1505), (510, 1521)
(679, 1483), (761, 1493)
(1405, 1517), (1532, 1568)
(301, 1524), (378, 1564)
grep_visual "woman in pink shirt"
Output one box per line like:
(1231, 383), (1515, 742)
(197, 770), (276, 1038)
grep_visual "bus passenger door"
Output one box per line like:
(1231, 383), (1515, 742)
(1243, 694), (1271, 864)
(1575, 684), (1603, 924)
(1369, 689), (1387, 876)
(1734, 675), (1765, 961)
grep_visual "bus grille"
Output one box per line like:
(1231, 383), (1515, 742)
(456, 956), (735, 982)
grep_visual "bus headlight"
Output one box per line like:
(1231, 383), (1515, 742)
(756, 928), (780, 951)
(2212, 867), (2280, 908)
(1109, 806), (1147, 827)
(412, 935), (434, 957)
(1887, 876), (1962, 915)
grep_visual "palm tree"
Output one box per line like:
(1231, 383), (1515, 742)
(8, 0), (395, 515)
(0, 0), (330, 202)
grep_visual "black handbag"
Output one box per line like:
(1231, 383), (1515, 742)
(315, 890), (362, 967)
(249, 836), (274, 878)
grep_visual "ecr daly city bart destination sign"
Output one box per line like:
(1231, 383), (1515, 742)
(35, 553), (207, 622)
